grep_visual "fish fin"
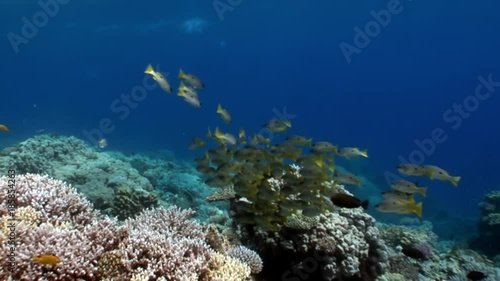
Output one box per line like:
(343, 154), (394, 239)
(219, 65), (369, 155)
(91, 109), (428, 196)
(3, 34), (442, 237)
(425, 170), (434, 179)
(450, 176), (461, 187)
(418, 187), (427, 197)
(214, 127), (221, 138)
(178, 68), (185, 78)
(361, 200), (369, 210)
(144, 64), (155, 75)
(414, 202), (423, 217)
(307, 138), (313, 147)
(361, 149), (368, 157)
(217, 104), (222, 113)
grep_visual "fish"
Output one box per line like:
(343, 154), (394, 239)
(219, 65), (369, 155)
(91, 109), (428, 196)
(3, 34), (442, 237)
(391, 180), (427, 197)
(178, 81), (199, 98)
(216, 104), (231, 124)
(97, 138), (107, 149)
(0, 124), (9, 132)
(466, 270), (487, 281)
(189, 137), (206, 150)
(214, 127), (237, 146)
(144, 64), (172, 93)
(178, 69), (204, 89)
(251, 134), (270, 147)
(238, 129), (246, 145)
(330, 193), (368, 209)
(177, 85), (201, 108)
(181, 94), (202, 108)
(311, 141), (338, 154)
(285, 135), (312, 147)
(337, 147), (368, 159)
(334, 170), (362, 187)
(397, 164), (434, 177)
(381, 190), (414, 201)
(422, 165), (461, 187)
(375, 199), (423, 217)
(401, 246), (427, 260)
(263, 119), (291, 133)
(33, 254), (61, 265)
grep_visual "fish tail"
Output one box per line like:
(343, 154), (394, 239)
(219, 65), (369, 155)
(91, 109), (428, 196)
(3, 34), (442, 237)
(144, 64), (155, 75)
(217, 104), (223, 113)
(178, 68), (185, 79)
(450, 176), (461, 187)
(361, 200), (369, 210)
(361, 149), (368, 157)
(425, 170), (434, 179)
(414, 202), (423, 218)
(418, 187), (427, 197)
(214, 127), (222, 138)
(307, 138), (313, 147)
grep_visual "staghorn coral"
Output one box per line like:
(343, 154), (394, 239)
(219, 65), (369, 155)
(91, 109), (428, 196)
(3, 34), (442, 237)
(120, 207), (212, 280)
(0, 174), (255, 280)
(227, 245), (263, 274)
(206, 250), (251, 281)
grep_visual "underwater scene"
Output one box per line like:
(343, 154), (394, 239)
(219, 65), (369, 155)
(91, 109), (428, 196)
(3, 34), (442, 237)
(1, 0), (500, 280)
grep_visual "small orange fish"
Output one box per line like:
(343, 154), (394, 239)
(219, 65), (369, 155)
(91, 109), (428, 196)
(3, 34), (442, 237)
(33, 254), (61, 265)
(0, 124), (9, 132)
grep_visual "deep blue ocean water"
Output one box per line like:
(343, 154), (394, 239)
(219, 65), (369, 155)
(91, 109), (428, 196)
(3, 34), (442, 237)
(1, 0), (499, 239)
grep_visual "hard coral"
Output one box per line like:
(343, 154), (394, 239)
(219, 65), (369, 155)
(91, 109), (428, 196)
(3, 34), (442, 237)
(227, 245), (263, 274)
(0, 174), (126, 280)
(0, 174), (253, 281)
(239, 187), (388, 280)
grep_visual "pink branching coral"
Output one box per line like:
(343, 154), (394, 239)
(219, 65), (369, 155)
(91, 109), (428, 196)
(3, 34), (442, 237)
(0, 174), (253, 280)
(227, 245), (263, 274)
(120, 207), (212, 280)
(0, 174), (127, 280)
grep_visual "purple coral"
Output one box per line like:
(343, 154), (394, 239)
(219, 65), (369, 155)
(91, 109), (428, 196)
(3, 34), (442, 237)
(0, 174), (231, 280)
(227, 245), (263, 274)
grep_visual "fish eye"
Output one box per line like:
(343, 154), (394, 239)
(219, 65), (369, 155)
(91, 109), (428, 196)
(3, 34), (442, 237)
(438, 171), (443, 174)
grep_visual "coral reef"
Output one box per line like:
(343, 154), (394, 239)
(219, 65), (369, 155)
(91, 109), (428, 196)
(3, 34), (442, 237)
(472, 190), (500, 257)
(0, 135), (157, 218)
(238, 186), (388, 281)
(377, 222), (499, 281)
(0, 135), (226, 222)
(0, 174), (256, 280)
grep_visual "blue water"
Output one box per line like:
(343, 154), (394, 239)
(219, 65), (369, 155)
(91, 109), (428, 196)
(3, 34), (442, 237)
(1, 0), (499, 237)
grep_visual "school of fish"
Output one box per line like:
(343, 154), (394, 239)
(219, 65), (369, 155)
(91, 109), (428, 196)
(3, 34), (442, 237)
(144, 63), (462, 227)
